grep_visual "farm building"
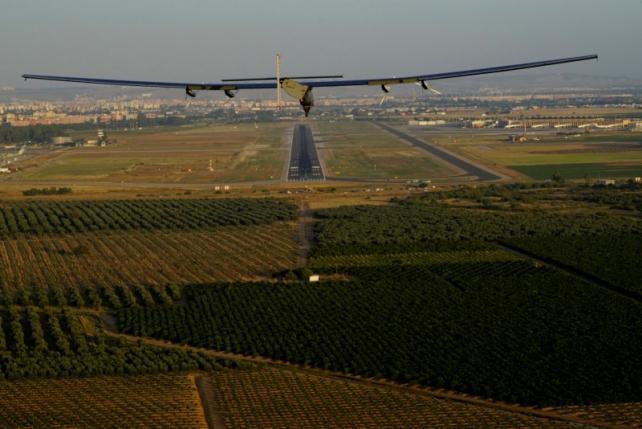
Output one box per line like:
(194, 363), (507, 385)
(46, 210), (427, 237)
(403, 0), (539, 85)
(508, 135), (528, 143)
(597, 179), (616, 186)
(52, 136), (73, 146)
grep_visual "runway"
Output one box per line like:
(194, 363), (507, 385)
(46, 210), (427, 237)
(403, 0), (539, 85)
(287, 124), (325, 182)
(374, 122), (502, 182)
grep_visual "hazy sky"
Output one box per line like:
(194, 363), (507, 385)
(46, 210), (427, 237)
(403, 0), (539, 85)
(1, 0), (641, 87)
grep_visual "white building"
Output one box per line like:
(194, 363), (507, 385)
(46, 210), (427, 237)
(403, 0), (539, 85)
(408, 120), (446, 127)
(52, 136), (73, 145)
(597, 179), (616, 186)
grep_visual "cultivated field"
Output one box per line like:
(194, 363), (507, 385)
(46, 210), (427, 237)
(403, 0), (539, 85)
(118, 188), (642, 408)
(552, 402), (642, 428)
(413, 130), (642, 181)
(0, 186), (639, 427)
(0, 198), (298, 304)
(316, 121), (458, 180)
(0, 374), (208, 428)
(0, 306), (234, 379)
(200, 367), (575, 428)
(11, 123), (289, 183)
(0, 225), (297, 294)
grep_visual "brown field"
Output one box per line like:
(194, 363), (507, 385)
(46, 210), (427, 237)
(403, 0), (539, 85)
(0, 374), (208, 429)
(199, 367), (575, 428)
(551, 403), (642, 428)
(0, 222), (298, 291)
(11, 123), (289, 184)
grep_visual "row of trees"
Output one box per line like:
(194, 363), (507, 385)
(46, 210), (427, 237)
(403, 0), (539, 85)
(0, 123), (84, 144)
(0, 198), (297, 237)
(573, 186), (642, 211)
(0, 115), (224, 145)
(426, 183), (642, 212)
(22, 187), (72, 197)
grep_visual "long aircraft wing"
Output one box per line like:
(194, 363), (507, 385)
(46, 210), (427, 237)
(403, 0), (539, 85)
(23, 55), (598, 92)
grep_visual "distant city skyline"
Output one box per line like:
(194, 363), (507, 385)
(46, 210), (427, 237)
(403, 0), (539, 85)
(1, 0), (641, 89)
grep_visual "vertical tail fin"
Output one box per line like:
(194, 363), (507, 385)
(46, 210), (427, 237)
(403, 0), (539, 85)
(276, 53), (282, 109)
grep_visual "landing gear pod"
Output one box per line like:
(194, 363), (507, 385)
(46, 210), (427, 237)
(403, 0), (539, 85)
(282, 79), (314, 117)
(300, 88), (314, 117)
(419, 81), (442, 95)
(224, 89), (237, 98)
(185, 87), (197, 98)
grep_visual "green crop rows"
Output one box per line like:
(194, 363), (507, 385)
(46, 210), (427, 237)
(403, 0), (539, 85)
(117, 267), (641, 406)
(0, 307), (236, 380)
(1, 280), (181, 310)
(0, 198), (296, 237)
(313, 200), (642, 254)
(116, 196), (642, 406)
(509, 234), (642, 295)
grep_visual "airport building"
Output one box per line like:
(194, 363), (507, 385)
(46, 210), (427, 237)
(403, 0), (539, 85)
(408, 120), (446, 127)
(52, 136), (73, 146)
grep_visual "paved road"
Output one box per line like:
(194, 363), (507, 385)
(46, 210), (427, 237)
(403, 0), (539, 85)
(287, 124), (324, 182)
(375, 122), (502, 182)
(297, 201), (314, 268)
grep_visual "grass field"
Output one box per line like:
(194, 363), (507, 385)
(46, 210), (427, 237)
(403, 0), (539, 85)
(316, 121), (457, 180)
(415, 131), (642, 181)
(201, 367), (574, 428)
(0, 374), (208, 428)
(15, 123), (289, 183)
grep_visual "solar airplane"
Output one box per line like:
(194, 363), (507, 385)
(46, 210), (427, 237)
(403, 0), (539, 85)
(23, 54), (598, 117)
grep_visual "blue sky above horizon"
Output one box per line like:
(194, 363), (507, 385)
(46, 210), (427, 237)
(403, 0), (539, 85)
(1, 0), (641, 87)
